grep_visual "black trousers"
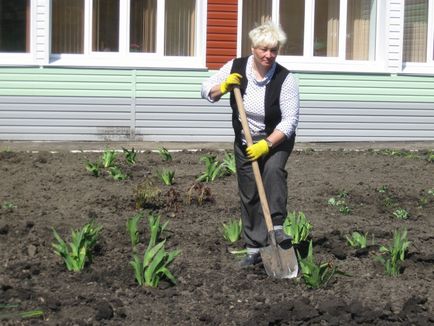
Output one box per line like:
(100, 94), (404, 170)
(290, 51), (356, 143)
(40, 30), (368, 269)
(234, 135), (295, 248)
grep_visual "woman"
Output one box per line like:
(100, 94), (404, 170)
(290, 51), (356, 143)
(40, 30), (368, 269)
(201, 20), (300, 267)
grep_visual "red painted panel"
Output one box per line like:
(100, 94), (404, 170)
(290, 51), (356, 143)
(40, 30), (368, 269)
(206, 0), (238, 69)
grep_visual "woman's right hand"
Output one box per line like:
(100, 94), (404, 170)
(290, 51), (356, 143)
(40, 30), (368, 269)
(220, 73), (242, 95)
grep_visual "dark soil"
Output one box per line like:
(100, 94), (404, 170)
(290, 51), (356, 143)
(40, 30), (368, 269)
(0, 147), (433, 325)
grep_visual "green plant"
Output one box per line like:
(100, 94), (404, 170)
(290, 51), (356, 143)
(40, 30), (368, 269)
(52, 221), (102, 272)
(157, 169), (175, 186)
(346, 231), (369, 249)
(102, 149), (117, 168)
(109, 166), (127, 180)
(222, 218), (242, 243)
(123, 147), (137, 165)
(1, 201), (17, 210)
(418, 188), (434, 208)
(158, 147), (172, 161)
(282, 211), (312, 244)
(130, 240), (180, 287)
(0, 304), (44, 320)
(376, 229), (410, 276)
(147, 212), (169, 248)
(297, 241), (345, 288)
(85, 161), (101, 177)
(196, 154), (225, 182)
(127, 212), (144, 250)
(221, 152), (236, 175)
(328, 196), (352, 215)
(392, 208), (409, 220)
(377, 185), (389, 193)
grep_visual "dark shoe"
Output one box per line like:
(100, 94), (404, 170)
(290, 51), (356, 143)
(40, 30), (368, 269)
(274, 229), (293, 249)
(238, 252), (262, 268)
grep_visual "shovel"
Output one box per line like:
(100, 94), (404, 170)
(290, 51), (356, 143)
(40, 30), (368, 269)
(234, 87), (298, 279)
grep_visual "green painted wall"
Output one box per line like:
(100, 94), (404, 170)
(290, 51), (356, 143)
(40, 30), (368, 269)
(1, 67), (434, 102)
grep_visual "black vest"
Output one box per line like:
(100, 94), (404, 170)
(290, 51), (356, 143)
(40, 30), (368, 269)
(229, 56), (290, 142)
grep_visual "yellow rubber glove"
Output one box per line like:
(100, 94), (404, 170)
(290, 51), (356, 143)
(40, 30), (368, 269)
(220, 73), (242, 95)
(246, 139), (269, 161)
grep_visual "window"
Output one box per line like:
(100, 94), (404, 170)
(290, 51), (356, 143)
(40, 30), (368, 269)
(50, 0), (203, 67)
(241, 0), (380, 71)
(0, 0), (30, 53)
(403, 0), (429, 63)
(52, 0), (84, 54)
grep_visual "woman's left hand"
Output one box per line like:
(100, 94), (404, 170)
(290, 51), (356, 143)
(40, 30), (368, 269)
(246, 139), (269, 160)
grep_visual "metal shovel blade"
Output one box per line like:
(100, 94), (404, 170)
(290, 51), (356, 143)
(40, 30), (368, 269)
(260, 233), (299, 279)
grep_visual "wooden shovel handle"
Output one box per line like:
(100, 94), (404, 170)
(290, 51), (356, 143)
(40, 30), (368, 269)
(233, 87), (274, 233)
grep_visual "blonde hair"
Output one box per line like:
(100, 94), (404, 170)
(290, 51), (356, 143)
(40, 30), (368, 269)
(248, 20), (287, 49)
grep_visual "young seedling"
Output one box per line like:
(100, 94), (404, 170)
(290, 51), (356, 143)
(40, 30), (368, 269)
(158, 147), (172, 161)
(52, 221), (102, 272)
(126, 212), (144, 250)
(392, 208), (409, 220)
(109, 166), (127, 180)
(130, 239), (180, 287)
(196, 154), (225, 182)
(0, 304), (44, 321)
(346, 231), (369, 249)
(122, 147), (137, 165)
(221, 152), (236, 175)
(376, 229), (410, 276)
(1, 201), (17, 210)
(282, 211), (312, 244)
(157, 169), (175, 186)
(222, 218), (242, 243)
(328, 197), (351, 215)
(102, 149), (117, 168)
(297, 240), (346, 288)
(85, 161), (101, 177)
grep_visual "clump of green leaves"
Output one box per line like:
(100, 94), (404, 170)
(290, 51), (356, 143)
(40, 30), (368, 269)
(123, 147), (137, 165)
(222, 218), (242, 243)
(109, 166), (127, 180)
(52, 221), (102, 272)
(157, 169), (175, 186)
(85, 161), (101, 177)
(158, 147), (172, 161)
(130, 240), (180, 287)
(196, 154), (225, 182)
(127, 212), (144, 250)
(1, 201), (17, 210)
(130, 212), (179, 287)
(346, 231), (369, 249)
(392, 208), (409, 220)
(418, 188), (434, 207)
(283, 211), (312, 244)
(376, 229), (410, 276)
(102, 149), (117, 168)
(297, 241), (346, 288)
(221, 152), (236, 175)
(328, 191), (351, 215)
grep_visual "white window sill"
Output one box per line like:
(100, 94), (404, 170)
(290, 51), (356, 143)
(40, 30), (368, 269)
(401, 63), (434, 76)
(0, 54), (35, 66)
(277, 57), (388, 74)
(47, 54), (206, 70)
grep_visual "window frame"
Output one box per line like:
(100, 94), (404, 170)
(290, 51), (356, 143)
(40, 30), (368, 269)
(238, 0), (388, 73)
(401, 0), (434, 74)
(0, 0), (36, 65)
(48, 0), (207, 69)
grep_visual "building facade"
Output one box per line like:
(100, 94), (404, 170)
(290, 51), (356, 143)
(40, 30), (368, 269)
(0, 0), (433, 142)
